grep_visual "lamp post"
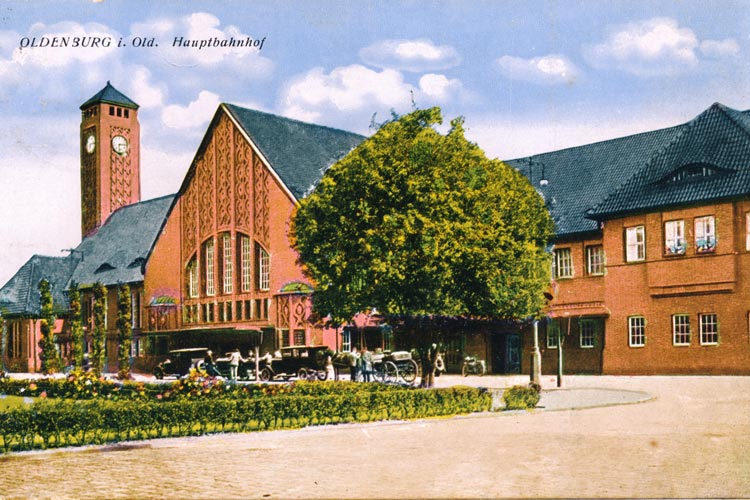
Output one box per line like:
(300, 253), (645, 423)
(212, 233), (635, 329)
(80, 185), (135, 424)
(531, 319), (541, 385)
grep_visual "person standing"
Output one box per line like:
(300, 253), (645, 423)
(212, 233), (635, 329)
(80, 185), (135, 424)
(349, 346), (360, 382)
(228, 348), (246, 381)
(203, 350), (221, 377)
(361, 346), (373, 382)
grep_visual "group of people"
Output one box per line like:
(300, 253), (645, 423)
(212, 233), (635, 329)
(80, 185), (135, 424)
(347, 346), (375, 382)
(203, 348), (272, 381)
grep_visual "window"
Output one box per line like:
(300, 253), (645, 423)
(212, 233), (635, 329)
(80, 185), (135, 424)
(672, 314), (691, 346)
(664, 220), (686, 256)
(8, 321), (22, 359)
(202, 303), (214, 323)
(221, 233), (233, 294)
(553, 248), (573, 278)
(628, 316), (646, 347)
(294, 330), (305, 345)
(256, 244), (270, 291)
(342, 330), (352, 352)
(694, 216), (716, 253)
(186, 257), (199, 298)
(203, 239), (215, 296)
(546, 321), (559, 349)
(746, 213), (750, 251)
(625, 226), (645, 262)
(240, 235), (252, 292)
(586, 245), (605, 275)
(700, 313), (718, 345)
(579, 320), (595, 348)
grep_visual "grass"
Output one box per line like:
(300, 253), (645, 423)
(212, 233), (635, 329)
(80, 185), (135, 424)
(0, 394), (36, 411)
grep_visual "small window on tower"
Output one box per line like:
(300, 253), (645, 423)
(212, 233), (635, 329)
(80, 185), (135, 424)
(109, 106), (115, 116)
(124, 109), (129, 118)
(116, 108), (122, 117)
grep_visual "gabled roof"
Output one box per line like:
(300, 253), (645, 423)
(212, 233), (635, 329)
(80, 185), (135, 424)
(588, 104), (750, 220)
(507, 103), (750, 237)
(223, 104), (365, 200)
(0, 255), (78, 316)
(68, 194), (174, 288)
(80, 81), (139, 110)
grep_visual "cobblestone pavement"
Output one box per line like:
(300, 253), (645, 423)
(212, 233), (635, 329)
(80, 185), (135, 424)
(0, 376), (748, 499)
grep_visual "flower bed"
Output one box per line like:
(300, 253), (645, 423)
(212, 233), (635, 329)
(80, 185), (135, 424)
(0, 371), (491, 453)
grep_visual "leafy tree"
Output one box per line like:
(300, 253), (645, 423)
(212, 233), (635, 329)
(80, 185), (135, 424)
(116, 284), (132, 380)
(291, 107), (553, 386)
(91, 282), (107, 376)
(38, 279), (59, 374)
(68, 282), (85, 370)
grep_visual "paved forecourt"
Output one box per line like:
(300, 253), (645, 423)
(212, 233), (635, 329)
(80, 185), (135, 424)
(0, 375), (748, 499)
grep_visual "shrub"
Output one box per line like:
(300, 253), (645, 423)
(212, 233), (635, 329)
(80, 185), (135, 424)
(0, 383), (491, 453)
(502, 384), (541, 410)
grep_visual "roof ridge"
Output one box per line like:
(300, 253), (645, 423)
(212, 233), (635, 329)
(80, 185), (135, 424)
(714, 103), (750, 140)
(223, 103), (366, 139)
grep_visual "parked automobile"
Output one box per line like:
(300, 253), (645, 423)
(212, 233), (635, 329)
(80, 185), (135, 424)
(260, 346), (333, 381)
(152, 347), (210, 379)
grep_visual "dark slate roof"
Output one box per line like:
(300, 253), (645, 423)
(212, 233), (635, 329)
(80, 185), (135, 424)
(507, 103), (750, 237)
(507, 123), (684, 236)
(588, 104), (750, 219)
(68, 194), (175, 288)
(223, 104), (365, 199)
(0, 255), (78, 316)
(80, 81), (139, 110)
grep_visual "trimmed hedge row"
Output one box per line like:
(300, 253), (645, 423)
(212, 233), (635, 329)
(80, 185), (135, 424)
(0, 385), (491, 453)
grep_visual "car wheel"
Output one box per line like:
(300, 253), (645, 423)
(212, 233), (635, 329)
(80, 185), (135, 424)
(260, 367), (272, 382)
(316, 370), (328, 381)
(297, 368), (308, 379)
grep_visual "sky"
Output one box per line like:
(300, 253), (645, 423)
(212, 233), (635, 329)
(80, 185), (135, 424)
(0, 0), (748, 286)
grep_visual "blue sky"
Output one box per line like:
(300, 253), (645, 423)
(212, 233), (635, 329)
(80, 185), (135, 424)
(0, 0), (748, 285)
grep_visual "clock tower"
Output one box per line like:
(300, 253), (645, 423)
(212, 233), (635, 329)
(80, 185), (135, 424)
(79, 81), (141, 237)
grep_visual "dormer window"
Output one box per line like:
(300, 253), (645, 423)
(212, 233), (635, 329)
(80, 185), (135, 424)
(660, 163), (725, 184)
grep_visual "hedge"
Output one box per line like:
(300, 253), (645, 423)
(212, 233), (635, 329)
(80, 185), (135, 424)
(0, 384), (491, 453)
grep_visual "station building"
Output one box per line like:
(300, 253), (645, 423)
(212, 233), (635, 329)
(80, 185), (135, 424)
(1, 82), (749, 375)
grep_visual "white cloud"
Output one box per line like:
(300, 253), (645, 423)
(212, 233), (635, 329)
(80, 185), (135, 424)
(700, 38), (740, 58)
(418, 73), (463, 101)
(132, 12), (273, 77)
(129, 67), (166, 108)
(162, 90), (221, 129)
(581, 17), (736, 76)
(360, 38), (460, 72)
(280, 65), (414, 125)
(496, 54), (579, 86)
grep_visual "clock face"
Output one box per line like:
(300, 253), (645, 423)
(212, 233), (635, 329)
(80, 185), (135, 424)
(112, 135), (128, 155)
(85, 134), (96, 154)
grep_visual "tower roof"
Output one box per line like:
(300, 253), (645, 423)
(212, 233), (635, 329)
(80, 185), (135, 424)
(80, 81), (139, 110)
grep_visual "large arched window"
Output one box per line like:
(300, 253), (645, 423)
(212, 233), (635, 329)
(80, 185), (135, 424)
(186, 255), (198, 298)
(256, 243), (270, 291)
(238, 233), (252, 293)
(220, 232), (233, 295)
(202, 238), (215, 296)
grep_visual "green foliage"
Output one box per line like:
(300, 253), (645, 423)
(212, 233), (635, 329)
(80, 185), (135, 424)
(91, 282), (107, 376)
(502, 384), (541, 410)
(0, 381), (491, 453)
(292, 107), (554, 323)
(37, 279), (59, 374)
(116, 284), (132, 380)
(68, 282), (84, 370)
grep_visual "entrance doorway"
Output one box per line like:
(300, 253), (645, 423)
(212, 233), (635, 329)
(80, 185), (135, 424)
(490, 332), (522, 374)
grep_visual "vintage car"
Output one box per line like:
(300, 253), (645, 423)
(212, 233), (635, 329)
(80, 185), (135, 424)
(260, 345), (333, 381)
(152, 347), (210, 379)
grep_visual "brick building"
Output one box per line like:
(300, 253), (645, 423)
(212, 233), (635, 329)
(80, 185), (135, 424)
(0, 83), (363, 373)
(510, 103), (750, 375)
(2, 82), (749, 376)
